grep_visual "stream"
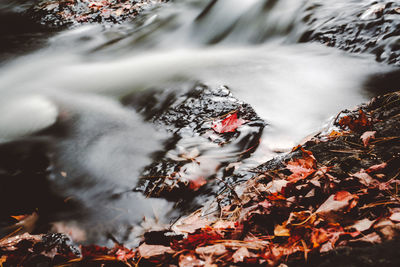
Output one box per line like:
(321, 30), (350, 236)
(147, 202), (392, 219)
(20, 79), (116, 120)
(0, 0), (398, 246)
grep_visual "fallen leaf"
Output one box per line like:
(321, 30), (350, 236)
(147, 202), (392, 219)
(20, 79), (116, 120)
(390, 212), (400, 222)
(172, 211), (209, 234)
(212, 220), (235, 230)
(348, 218), (376, 232)
(82, 244), (112, 258)
(311, 228), (329, 248)
(316, 191), (358, 220)
(232, 247), (250, 263)
(195, 244), (227, 256)
(328, 130), (345, 138)
(360, 131), (376, 147)
(179, 253), (204, 267)
(265, 179), (288, 194)
(212, 112), (246, 133)
(189, 176), (207, 191)
(352, 169), (374, 186)
(338, 110), (371, 132)
(334, 191), (353, 202)
(138, 243), (174, 259)
(366, 162), (387, 173)
(115, 246), (135, 261)
(286, 149), (316, 182)
(176, 230), (222, 250)
(374, 219), (400, 240)
(274, 224), (290, 237)
(348, 232), (382, 244)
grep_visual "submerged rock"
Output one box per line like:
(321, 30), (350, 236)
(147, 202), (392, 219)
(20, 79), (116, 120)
(124, 83), (266, 201)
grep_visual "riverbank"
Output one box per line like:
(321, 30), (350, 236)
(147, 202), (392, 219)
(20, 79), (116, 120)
(1, 0), (400, 266)
(1, 91), (399, 266)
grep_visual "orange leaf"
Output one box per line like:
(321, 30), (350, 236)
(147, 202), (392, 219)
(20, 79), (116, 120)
(286, 149), (316, 182)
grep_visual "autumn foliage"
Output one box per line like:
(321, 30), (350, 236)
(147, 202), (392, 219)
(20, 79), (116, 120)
(1, 93), (400, 266)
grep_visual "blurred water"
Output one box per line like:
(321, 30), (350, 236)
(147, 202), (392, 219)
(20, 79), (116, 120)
(0, 0), (393, 245)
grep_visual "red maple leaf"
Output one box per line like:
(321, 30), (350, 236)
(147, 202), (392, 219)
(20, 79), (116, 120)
(286, 149), (316, 183)
(212, 112), (246, 133)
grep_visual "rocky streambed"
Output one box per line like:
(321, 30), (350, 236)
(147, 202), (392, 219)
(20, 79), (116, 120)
(0, 0), (400, 266)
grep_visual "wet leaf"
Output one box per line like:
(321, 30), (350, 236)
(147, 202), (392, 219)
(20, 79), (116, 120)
(188, 176), (207, 191)
(212, 112), (246, 133)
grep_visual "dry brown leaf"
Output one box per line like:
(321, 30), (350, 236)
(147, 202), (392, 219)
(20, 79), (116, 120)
(316, 191), (358, 220)
(232, 247), (250, 263)
(348, 232), (382, 244)
(195, 244), (227, 256)
(366, 162), (387, 173)
(360, 131), (376, 147)
(390, 212), (400, 222)
(352, 170), (374, 186)
(138, 243), (174, 259)
(212, 220), (235, 230)
(274, 223), (290, 237)
(348, 218), (376, 232)
(172, 211), (209, 234)
(179, 253), (205, 267)
(286, 150), (316, 182)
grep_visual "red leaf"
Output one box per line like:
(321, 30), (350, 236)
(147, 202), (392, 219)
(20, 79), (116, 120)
(81, 245), (109, 258)
(174, 230), (222, 250)
(212, 112), (246, 133)
(366, 162), (387, 173)
(188, 176), (207, 191)
(334, 191), (353, 201)
(286, 149), (316, 182)
(338, 110), (371, 132)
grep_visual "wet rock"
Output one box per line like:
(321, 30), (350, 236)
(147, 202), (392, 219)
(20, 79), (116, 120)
(124, 83), (266, 200)
(0, 232), (80, 266)
(30, 0), (167, 27)
(299, 0), (400, 65)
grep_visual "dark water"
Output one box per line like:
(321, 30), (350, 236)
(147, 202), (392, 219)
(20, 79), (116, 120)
(0, 0), (398, 246)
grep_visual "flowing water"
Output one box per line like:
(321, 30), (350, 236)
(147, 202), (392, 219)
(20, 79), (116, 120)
(0, 0), (397, 245)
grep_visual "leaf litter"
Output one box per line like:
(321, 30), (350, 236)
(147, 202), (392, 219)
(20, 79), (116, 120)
(0, 92), (399, 266)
